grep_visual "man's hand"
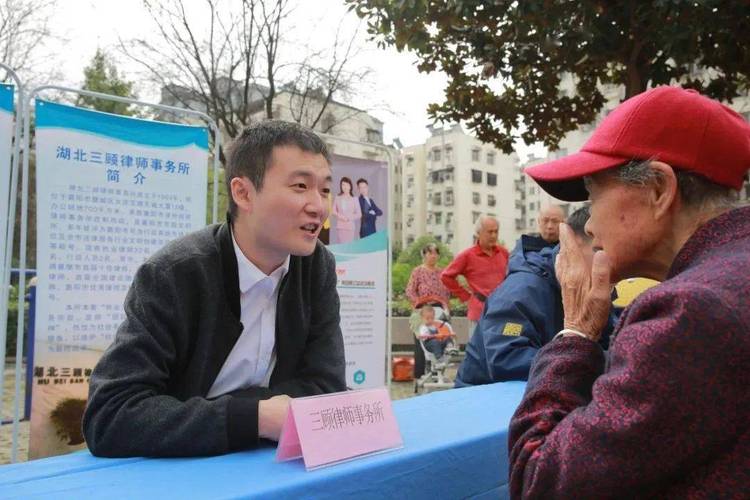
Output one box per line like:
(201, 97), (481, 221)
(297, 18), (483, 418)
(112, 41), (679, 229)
(555, 223), (612, 341)
(258, 395), (291, 441)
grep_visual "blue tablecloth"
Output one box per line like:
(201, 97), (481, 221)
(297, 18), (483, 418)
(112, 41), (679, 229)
(0, 382), (526, 499)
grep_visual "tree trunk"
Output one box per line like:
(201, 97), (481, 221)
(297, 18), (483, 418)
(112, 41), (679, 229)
(625, 63), (649, 99)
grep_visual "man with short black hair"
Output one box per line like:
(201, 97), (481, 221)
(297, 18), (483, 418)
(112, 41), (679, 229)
(356, 178), (382, 238)
(84, 120), (346, 457)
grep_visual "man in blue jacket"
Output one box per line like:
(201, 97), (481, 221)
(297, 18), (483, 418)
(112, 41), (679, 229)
(455, 206), (614, 385)
(357, 178), (383, 238)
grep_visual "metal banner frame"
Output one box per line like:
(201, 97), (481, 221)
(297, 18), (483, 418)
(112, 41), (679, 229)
(0, 62), (23, 461)
(9, 85), (222, 463)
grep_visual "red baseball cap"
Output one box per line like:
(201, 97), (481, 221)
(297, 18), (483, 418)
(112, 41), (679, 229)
(524, 86), (750, 201)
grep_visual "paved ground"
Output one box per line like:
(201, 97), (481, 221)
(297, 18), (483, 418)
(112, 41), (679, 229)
(0, 358), (456, 465)
(1, 361), (30, 464)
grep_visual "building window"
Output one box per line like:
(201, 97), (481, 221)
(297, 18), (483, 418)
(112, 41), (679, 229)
(432, 148), (441, 161)
(445, 189), (454, 206)
(529, 202), (535, 210)
(446, 233), (454, 244)
(487, 152), (495, 165)
(366, 128), (382, 144)
(433, 192), (442, 206)
(487, 194), (496, 207)
(473, 192), (481, 205)
(323, 113), (336, 132)
(529, 218), (535, 227)
(407, 235), (415, 245)
(407, 194), (414, 208)
(472, 148), (480, 162)
(445, 145), (453, 161)
(407, 175), (414, 189)
(446, 212), (453, 225)
(472, 211), (481, 223)
(434, 212), (442, 224)
(436, 234), (443, 242)
(471, 169), (482, 183)
(487, 173), (497, 186)
(406, 155), (413, 166)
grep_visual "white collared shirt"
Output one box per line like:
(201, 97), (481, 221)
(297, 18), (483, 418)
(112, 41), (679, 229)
(206, 230), (290, 399)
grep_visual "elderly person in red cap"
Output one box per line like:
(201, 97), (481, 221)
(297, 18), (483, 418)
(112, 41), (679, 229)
(509, 86), (750, 498)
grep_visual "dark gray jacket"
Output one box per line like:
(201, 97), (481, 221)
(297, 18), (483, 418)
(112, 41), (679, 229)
(83, 222), (346, 457)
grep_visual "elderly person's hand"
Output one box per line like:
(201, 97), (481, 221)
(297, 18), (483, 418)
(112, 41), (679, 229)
(555, 223), (613, 341)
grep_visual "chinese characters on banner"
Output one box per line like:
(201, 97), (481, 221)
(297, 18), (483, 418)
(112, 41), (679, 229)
(326, 156), (389, 389)
(30, 100), (208, 458)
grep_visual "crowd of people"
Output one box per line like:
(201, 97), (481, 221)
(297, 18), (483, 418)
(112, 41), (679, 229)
(82, 86), (749, 497)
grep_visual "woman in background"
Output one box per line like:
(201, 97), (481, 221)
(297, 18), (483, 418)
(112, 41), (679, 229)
(331, 176), (361, 243)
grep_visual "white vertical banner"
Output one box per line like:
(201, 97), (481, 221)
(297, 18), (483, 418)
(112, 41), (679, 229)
(0, 84), (14, 276)
(326, 156), (389, 389)
(30, 100), (208, 458)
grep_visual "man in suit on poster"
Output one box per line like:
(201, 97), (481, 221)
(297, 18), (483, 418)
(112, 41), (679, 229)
(357, 178), (383, 238)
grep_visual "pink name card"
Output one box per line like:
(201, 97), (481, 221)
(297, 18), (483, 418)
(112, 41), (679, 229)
(275, 387), (403, 470)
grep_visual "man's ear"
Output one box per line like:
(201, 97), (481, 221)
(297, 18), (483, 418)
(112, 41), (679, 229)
(647, 161), (678, 220)
(230, 176), (256, 215)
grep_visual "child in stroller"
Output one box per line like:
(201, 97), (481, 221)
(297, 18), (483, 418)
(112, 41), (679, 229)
(414, 305), (460, 394)
(417, 305), (458, 361)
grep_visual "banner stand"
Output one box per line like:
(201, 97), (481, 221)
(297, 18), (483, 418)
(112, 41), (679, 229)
(318, 133), (395, 389)
(0, 62), (23, 458)
(10, 86), (222, 463)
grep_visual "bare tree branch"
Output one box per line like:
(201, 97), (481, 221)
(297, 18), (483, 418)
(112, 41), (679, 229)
(0, 0), (61, 86)
(120, 0), (376, 149)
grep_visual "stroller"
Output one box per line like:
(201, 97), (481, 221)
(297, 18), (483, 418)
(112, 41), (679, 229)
(412, 301), (460, 394)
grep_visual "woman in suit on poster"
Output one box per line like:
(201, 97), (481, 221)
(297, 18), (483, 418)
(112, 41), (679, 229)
(332, 176), (361, 243)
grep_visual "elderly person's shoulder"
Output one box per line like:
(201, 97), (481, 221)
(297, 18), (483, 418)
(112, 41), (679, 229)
(611, 206), (750, 355)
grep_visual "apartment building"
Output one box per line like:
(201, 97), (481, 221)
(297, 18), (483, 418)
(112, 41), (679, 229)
(401, 124), (518, 254)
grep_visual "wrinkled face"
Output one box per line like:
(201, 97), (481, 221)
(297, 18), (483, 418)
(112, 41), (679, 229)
(423, 248), (439, 267)
(246, 145), (331, 260)
(477, 218), (499, 248)
(421, 308), (435, 323)
(584, 172), (660, 282)
(357, 182), (369, 197)
(538, 207), (564, 243)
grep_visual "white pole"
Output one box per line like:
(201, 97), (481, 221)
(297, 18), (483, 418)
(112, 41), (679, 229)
(0, 62), (24, 437)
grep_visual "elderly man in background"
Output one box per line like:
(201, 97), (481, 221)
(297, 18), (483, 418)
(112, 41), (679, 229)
(511, 205), (565, 258)
(441, 215), (510, 332)
(455, 206), (615, 386)
(509, 86), (750, 498)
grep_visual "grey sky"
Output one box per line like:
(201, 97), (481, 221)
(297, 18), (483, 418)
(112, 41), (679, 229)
(47, 0), (540, 158)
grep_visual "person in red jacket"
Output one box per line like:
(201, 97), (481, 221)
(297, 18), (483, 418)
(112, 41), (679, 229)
(509, 86), (750, 498)
(441, 215), (509, 332)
